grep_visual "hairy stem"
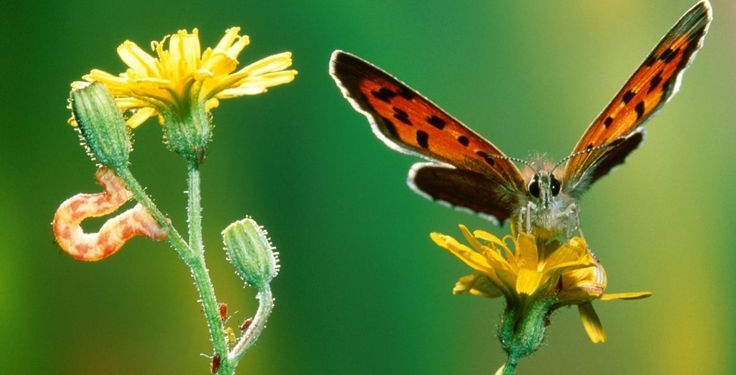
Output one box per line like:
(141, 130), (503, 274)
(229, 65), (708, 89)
(229, 286), (274, 363)
(185, 162), (231, 374)
(114, 166), (191, 258)
(116, 165), (231, 374)
(500, 356), (519, 375)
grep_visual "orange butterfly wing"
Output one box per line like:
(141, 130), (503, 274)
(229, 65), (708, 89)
(563, 1), (711, 196)
(330, 51), (526, 222)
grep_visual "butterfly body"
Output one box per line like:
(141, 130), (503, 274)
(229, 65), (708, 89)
(517, 161), (578, 239)
(330, 1), (711, 240)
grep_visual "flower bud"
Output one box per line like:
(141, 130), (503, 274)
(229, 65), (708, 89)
(70, 83), (131, 168)
(222, 217), (279, 289)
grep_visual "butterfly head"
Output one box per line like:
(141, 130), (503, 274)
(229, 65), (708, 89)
(522, 160), (563, 209)
(528, 170), (561, 208)
(517, 159), (579, 239)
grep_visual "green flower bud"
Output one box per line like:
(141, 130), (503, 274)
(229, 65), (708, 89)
(70, 83), (131, 168)
(223, 217), (279, 289)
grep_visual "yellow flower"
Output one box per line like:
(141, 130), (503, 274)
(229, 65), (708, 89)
(431, 225), (651, 343)
(72, 27), (297, 129)
(431, 225), (593, 302)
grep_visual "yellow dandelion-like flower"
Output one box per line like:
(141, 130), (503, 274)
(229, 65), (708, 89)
(431, 225), (593, 302)
(431, 225), (651, 343)
(73, 27), (297, 129)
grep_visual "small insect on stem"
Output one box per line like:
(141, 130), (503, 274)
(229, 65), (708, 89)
(240, 317), (253, 331)
(211, 354), (221, 373)
(219, 302), (228, 322)
(52, 167), (168, 261)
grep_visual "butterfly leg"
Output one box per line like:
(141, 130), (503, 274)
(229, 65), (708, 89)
(559, 202), (584, 240)
(514, 202), (534, 235)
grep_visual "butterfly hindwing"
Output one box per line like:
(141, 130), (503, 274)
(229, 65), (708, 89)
(408, 163), (519, 224)
(569, 129), (646, 198)
(563, 1), (711, 195)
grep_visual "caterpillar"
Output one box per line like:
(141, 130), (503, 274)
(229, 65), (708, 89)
(52, 167), (168, 261)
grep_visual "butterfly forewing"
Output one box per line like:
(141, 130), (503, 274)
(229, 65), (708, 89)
(330, 51), (525, 190)
(563, 1), (711, 195)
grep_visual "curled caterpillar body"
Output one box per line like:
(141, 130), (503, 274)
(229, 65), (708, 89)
(52, 167), (168, 261)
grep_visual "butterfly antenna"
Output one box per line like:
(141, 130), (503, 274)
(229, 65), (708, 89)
(553, 140), (622, 171)
(493, 154), (530, 167)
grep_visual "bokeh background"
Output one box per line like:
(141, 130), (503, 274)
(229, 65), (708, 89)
(1, 1), (734, 374)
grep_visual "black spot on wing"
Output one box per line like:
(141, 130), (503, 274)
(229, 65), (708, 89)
(622, 89), (636, 104)
(475, 151), (495, 166)
(660, 47), (679, 64)
(392, 106), (412, 125)
(457, 135), (469, 147)
(635, 101), (645, 120)
(648, 70), (664, 94)
(398, 86), (415, 100)
(603, 116), (614, 128)
(371, 87), (396, 103)
(416, 130), (429, 148)
(426, 115), (446, 130)
(644, 52), (657, 67)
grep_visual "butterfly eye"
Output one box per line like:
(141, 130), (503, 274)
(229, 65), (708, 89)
(528, 176), (540, 198)
(550, 175), (561, 196)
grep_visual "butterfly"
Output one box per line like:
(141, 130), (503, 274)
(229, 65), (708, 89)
(329, 1), (711, 240)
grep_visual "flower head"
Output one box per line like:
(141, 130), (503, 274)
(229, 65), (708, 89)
(431, 225), (594, 303)
(431, 225), (651, 343)
(73, 27), (296, 128)
(71, 27), (297, 163)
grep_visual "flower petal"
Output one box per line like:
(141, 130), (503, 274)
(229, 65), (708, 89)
(238, 52), (293, 76)
(516, 268), (543, 296)
(430, 233), (494, 274)
(453, 273), (504, 298)
(117, 41), (159, 77)
(472, 229), (506, 249)
(578, 302), (606, 343)
(599, 291), (652, 301)
(515, 233), (539, 270)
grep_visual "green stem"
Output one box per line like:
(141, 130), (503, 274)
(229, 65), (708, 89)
(116, 165), (231, 374)
(190, 251), (231, 374)
(114, 166), (191, 259)
(187, 162), (204, 256)
(229, 286), (274, 363)
(184, 162), (231, 375)
(500, 356), (519, 375)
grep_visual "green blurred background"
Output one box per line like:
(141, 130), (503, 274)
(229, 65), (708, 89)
(1, 0), (734, 374)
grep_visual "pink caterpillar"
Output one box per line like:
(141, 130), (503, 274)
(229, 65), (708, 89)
(52, 167), (168, 261)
